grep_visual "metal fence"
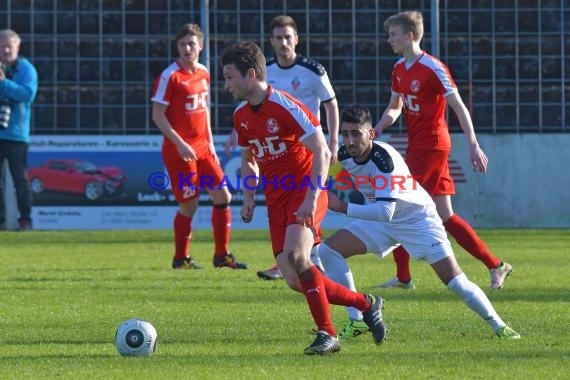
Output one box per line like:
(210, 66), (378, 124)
(1, 0), (567, 135)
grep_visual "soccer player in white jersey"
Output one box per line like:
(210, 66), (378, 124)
(319, 104), (521, 340)
(224, 15), (340, 281)
(225, 15), (339, 159)
(265, 15), (338, 143)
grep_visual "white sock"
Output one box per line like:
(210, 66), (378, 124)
(447, 273), (506, 332)
(319, 243), (363, 320)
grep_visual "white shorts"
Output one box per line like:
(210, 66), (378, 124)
(342, 205), (454, 265)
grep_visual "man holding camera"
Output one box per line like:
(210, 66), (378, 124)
(0, 29), (38, 231)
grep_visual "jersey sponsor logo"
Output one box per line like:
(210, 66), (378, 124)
(248, 136), (286, 159)
(266, 118), (280, 134)
(403, 94), (420, 112)
(410, 79), (421, 93)
(185, 91), (208, 112)
(240, 121), (249, 129)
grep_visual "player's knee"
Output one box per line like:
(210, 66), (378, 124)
(213, 189), (231, 204)
(286, 250), (304, 271)
(223, 190), (232, 203)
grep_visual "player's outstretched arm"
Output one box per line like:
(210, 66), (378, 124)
(328, 189), (396, 222)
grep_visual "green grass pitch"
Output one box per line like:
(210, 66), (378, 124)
(0, 229), (568, 379)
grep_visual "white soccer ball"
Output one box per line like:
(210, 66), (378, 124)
(115, 318), (158, 356)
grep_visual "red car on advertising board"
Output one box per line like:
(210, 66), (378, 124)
(28, 159), (127, 200)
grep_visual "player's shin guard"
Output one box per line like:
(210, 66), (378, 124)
(319, 244), (363, 320)
(447, 273), (506, 331)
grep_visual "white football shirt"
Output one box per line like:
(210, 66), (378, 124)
(339, 141), (436, 222)
(338, 141), (453, 261)
(266, 54), (335, 120)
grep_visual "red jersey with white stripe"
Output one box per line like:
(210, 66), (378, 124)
(234, 86), (321, 203)
(391, 52), (456, 151)
(151, 61), (211, 157)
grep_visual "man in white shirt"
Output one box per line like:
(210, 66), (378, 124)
(320, 104), (521, 340)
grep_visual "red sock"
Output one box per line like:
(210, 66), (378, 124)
(321, 276), (370, 311)
(393, 245), (412, 283)
(174, 211), (192, 260)
(298, 266), (335, 336)
(443, 214), (500, 269)
(212, 204), (231, 257)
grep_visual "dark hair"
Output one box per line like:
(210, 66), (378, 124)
(383, 11), (424, 42)
(175, 23), (204, 43)
(341, 104), (372, 127)
(219, 41), (266, 81)
(270, 15), (298, 35)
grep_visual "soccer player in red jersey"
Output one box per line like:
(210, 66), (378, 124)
(151, 24), (247, 270)
(224, 15), (340, 281)
(220, 41), (386, 355)
(375, 11), (512, 289)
